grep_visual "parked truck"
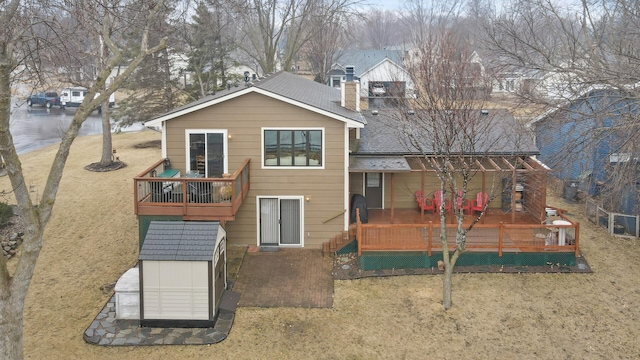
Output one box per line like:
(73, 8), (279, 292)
(60, 87), (115, 112)
(27, 91), (61, 109)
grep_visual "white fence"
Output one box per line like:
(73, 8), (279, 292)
(585, 199), (639, 238)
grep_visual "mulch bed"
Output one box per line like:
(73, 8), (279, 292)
(333, 251), (592, 280)
(84, 161), (127, 172)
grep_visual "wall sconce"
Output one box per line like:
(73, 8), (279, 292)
(305, 196), (311, 202)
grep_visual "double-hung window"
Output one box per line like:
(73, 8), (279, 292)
(263, 128), (323, 168)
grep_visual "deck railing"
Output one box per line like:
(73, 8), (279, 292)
(355, 209), (579, 257)
(133, 158), (250, 221)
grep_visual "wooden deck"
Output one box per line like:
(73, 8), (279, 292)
(355, 208), (579, 257)
(134, 158), (250, 221)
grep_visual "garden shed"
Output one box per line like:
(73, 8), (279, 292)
(138, 221), (227, 328)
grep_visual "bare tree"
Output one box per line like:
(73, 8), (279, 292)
(391, 1), (523, 310)
(0, 1), (167, 358)
(301, 1), (357, 82)
(222, 0), (362, 74)
(358, 8), (402, 50)
(480, 0), (640, 214)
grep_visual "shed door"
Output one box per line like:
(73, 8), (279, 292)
(259, 198), (302, 246)
(214, 239), (226, 310)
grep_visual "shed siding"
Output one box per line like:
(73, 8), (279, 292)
(142, 261), (209, 320)
(165, 92), (347, 246)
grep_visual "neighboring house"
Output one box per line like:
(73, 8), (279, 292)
(327, 49), (414, 108)
(134, 71), (578, 269)
(490, 68), (545, 98)
(529, 88), (640, 215)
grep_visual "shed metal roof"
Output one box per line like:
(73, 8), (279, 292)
(139, 221), (224, 261)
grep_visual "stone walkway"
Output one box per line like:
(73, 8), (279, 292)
(84, 291), (238, 346)
(232, 247), (334, 308)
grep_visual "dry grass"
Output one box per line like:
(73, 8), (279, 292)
(3, 129), (640, 359)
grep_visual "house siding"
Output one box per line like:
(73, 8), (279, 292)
(164, 92), (347, 247)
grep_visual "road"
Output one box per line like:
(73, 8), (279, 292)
(10, 99), (145, 155)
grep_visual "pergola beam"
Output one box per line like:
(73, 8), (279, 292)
(487, 157), (502, 171)
(517, 157), (535, 171)
(501, 157), (516, 171)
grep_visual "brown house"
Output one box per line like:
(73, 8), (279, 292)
(137, 71), (364, 248)
(134, 71), (579, 268)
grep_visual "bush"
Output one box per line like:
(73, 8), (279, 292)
(0, 202), (14, 225)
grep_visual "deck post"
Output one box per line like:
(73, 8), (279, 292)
(481, 171), (486, 224)
(498, 222), (504, 257)
(390, 173), (395, 222)
(427, 221), (433, 256)
(511, 169), (517, 223)
(181, 179), (188, 215)
(356, 208), (362, 256)
(420, 170), (425, 222)
(574, 222), (580, 258)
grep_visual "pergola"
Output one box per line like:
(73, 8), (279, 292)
(350, 154), (549, 224)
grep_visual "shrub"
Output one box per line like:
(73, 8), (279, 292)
(0, 202), (14, 225)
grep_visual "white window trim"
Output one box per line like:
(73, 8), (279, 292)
(184, 129), (228, 175)
(255, 196), (305, 247)
(261, 127), (325, 170)
(610, 153), (631, 163)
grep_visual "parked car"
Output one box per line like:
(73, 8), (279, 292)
(27, 91), (61, 108)
(59, 86), (115, 112)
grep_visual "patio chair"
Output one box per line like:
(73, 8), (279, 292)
(415, 190), (424, 204)
(471, 192), (489, 214)
(418, 196), (436, 214)
(433, 190), (450, 214)
(455, 190), (472, 214)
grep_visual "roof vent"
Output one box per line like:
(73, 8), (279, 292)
(345, 65), (355, 82)
(407, 109), (415, 115)
(481, 109), (489, 115)
(371, 109), (379, 115)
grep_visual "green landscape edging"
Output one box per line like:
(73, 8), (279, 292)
(336, 240), (358, 255)
(359, 251), (576, 270)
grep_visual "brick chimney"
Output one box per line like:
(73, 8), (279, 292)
(341, 65), (360, 112)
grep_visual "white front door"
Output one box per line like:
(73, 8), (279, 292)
(258, 197), (303, 246)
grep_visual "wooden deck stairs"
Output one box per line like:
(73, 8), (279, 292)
(322, 225), (357, 257)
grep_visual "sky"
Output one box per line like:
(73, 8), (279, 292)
(366, 0), (586, 13)
(366, 0), (404, 10)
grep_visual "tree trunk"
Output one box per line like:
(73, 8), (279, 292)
(0, 293), (25, 359)
(100, 98), (112, 166)
(442, 263), (453, 310)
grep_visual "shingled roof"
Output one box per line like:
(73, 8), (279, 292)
(354, 109), (538, 156)
(144, 71), (365, 126)
(139, 221), (224, 261)
(333, 49), (405, 76)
